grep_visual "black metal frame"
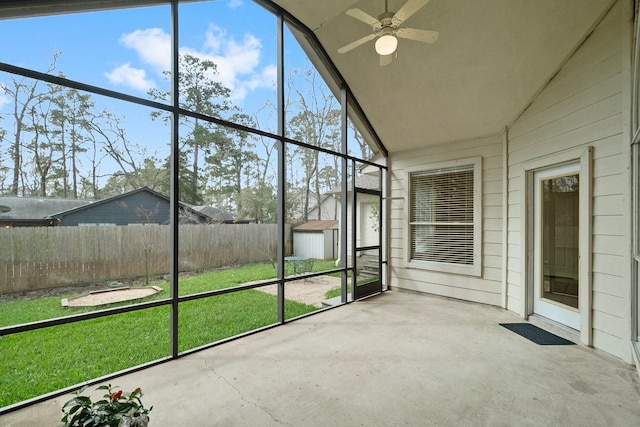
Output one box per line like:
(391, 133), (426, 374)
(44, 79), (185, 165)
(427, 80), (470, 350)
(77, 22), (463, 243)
(351, 163), (384, 300)
(0, 0), (389, 414)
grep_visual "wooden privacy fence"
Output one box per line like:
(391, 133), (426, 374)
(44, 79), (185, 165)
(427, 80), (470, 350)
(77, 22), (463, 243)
(0, 224), (286, 294)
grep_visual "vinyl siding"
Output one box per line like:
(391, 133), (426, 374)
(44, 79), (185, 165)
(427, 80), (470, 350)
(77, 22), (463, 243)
(293, 230), (337, 260)
(506, 1), (630, 360)
(389, 134), (503, 306)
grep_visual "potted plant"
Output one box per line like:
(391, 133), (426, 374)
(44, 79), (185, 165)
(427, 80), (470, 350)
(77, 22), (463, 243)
(61, 384), (152, 427)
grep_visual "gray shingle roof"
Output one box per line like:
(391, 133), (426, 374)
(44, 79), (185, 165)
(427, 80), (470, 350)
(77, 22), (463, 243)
(0, 196), (93, 220)
(189, 205), (235, 222)
(326, 175), (380, 195)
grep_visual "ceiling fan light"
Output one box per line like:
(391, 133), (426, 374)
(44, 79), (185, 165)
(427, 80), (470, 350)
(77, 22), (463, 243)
(375, 34), (398, 55)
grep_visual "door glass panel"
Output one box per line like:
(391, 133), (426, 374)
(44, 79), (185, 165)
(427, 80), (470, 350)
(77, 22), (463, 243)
(353, 186), (381, 300)
(541, 174), (579, 309)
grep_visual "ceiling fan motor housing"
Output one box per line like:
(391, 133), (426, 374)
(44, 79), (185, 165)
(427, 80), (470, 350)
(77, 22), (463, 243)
(376, 11), (395, 32)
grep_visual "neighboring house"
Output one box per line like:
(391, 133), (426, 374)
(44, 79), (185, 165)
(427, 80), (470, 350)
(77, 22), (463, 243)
(292, 220), (339, 260)
(327, 174), (381, 266)
(0, 197), (92, 227)
(289, 187), (340, 223)
(287, 188), (318, 224)
(48, 187), (214, 226)
(0, 187), (217, 227)
(306, 194), (340, 221)
(188, 205), (252, 224)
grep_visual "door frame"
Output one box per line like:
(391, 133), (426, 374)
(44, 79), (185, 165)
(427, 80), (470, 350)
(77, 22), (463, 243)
(520, 147), (593, 345)
(533, 162), (581, 330)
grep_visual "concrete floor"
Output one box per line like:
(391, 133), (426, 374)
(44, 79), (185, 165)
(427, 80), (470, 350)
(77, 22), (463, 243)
(3, 291), (640, 426)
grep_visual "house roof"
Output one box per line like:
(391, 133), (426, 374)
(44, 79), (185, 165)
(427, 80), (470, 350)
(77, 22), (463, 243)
(293, 220), (339, 231)
(326, 175), (380, 195)
(189, 205), (235, 222)
(0, 187), (219, 224)
(45, 186), (214, 223)
(46, 187), (155, 219)
(0, 196), (93, 220)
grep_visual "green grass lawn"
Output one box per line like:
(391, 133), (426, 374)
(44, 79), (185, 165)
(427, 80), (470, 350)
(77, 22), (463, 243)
(0, 260), (339, 408)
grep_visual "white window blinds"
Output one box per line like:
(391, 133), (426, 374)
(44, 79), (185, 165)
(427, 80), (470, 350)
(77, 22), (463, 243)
(410, 166), (474, 265)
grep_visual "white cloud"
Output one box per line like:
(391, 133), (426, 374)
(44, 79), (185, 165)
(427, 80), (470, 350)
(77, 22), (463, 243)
(235, 64), (276, 101)
(113, 24), (275, 101)
(228, 0), (243, 8)
(104, 63), (156, 92)
(196, 25), (273, 101)
(198, 25), (262, 87)
(119, 28), (172, 72)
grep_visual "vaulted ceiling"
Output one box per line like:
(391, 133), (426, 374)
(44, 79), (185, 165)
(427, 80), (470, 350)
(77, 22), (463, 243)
(1, 0), (617, 153)
(274, 0), (616, 152)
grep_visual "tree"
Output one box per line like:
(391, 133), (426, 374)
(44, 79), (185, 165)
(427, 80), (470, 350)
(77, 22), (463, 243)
(348, 120), (374, 161)
(88, 109), (164, 197)
(23, 100), (55, 196)
(1, 52), (59, 195)
(287, 68), (341, 222)
(204, 113), (259, 214)
(0, 53), (110, 198)
(100, 157), (169, 197)
(0, 119), (8, 192)
(149, 54), (233, 204)
(45, 80), (93, 198)
(237, 183), (277, 224)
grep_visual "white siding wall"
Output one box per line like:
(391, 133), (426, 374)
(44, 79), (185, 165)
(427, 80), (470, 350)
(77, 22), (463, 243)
(293, 230), (338, 260)
(389, 134), (504, 306)
(507, 1), (631, 360)
(340, 194), (380, 262)
(322, 230), (337, 259)
(293, 232), (324, 259)
(307, 197), (339, 221)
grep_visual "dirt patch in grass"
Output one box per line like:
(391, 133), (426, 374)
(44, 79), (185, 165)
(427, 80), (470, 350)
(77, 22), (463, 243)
(63, 286), (163, 307)
(0, 276), (163, 303)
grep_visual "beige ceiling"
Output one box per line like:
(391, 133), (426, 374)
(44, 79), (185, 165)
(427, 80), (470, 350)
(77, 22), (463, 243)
(273, 0), (615, 153)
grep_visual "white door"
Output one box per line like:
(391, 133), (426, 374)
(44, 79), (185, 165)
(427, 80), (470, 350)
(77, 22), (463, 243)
(533, 163), (581, 330)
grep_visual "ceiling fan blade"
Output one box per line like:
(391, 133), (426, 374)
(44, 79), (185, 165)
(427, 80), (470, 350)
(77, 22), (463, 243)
(396, 27), (439, 44)
(338, 33), (377, 54)
(392, 0), (429, 26)
(380, 54), (393, 66)
(346, 8), (382, 29)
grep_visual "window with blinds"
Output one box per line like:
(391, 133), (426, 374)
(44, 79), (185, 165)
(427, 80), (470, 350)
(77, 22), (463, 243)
(410, 165), (475, 266)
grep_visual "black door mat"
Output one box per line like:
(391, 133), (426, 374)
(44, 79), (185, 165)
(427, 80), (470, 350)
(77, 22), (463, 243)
(499, 323), (576, 345)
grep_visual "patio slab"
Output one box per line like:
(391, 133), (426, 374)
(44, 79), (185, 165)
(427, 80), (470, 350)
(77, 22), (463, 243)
(3, 290), (640, 426)
(258, 275), (341, 307)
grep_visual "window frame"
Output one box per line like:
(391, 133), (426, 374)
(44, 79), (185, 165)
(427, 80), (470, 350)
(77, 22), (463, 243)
(405, 157), (482, 277)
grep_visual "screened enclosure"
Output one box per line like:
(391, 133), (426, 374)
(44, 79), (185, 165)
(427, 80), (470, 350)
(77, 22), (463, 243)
(0, 0), (388, 411)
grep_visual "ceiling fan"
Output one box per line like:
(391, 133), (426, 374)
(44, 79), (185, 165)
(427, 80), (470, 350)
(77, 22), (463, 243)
(337, 0), (439, 66)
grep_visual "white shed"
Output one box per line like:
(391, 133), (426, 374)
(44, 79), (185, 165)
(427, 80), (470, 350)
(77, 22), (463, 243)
(292, 220), (339, 260)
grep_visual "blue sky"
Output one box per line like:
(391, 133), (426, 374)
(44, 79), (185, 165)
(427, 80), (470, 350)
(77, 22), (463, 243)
(0, 1), (320, 173)
(0, 1), (285, 108)
(0, 1), (357, 192)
